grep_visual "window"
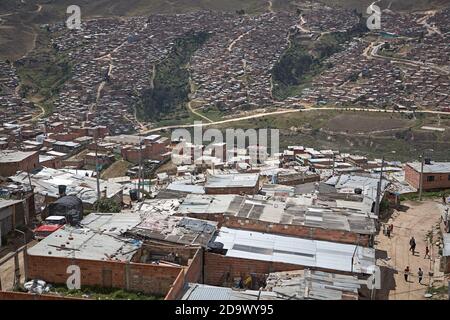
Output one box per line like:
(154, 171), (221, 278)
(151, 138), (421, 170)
(427, 176), (435, 182)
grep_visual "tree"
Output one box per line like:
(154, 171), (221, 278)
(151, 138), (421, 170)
(94, 198), (121, 213)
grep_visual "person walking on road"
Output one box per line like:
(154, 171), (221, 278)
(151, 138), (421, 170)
(404, 266), (410, 282)
(418, 268), (423, 284)
(424, 246), (430, 259)
(409, 237), (416, 254)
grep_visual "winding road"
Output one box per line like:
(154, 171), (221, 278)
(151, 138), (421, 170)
(368, 40), (449, 76)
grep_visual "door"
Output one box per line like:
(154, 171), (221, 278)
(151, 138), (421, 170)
(102, 269), (112, 288)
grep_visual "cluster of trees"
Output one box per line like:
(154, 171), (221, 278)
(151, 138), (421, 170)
(93, 198), (121, 213)
(272, 42), (318, 87)
(14, 29), (72, 114)
(272, 18), (369, 99)
(137, 31), (210, 121)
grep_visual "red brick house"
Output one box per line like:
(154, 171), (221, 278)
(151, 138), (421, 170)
(405, 161), (450, 191)
(0, 150), (40, 177)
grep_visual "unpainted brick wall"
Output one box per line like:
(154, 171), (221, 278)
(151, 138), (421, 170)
(27, 254), (182, 296)
(203, 252), (358, 287)
(164, 269), (185, 300)
(203, 252), (302, 286)
(184, 248), (203, 284)
(183, 213), (370, 246)
(164, 248), (204, 300)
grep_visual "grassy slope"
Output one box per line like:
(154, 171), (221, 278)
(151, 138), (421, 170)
(14, 28), (72, 115)
(211, 110), (450, 161)
(272, 24), (368, 100)
(101, 160), (132, 179)
(136, 31), (210, 122)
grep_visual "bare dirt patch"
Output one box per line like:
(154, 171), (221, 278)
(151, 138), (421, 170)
(324, 114), (412, 134)
(101, 160), (132, 179)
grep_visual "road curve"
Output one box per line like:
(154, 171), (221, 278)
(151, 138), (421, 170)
(139, 107), (448, 134)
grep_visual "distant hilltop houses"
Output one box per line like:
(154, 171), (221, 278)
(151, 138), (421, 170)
(1, 126), (449, 299)
(1, 6), (446, 138)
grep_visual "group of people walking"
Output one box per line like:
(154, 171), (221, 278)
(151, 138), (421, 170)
(404, 266), (424, 284)
(404, 236), (431, 284)
(409, 236), (431, 258)
(383, 222), (433, 287)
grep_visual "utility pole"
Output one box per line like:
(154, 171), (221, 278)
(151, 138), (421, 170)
(419, 152), (424, 201)
(95, 136), (101, 207)
(374, 157), (385, 216)
(137, 137), (143, 200)
(332, 153), (335, 176)
(17, 128), (23, 150)
(370, 275), (376, 300)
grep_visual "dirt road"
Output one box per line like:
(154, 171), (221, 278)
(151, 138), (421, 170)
(376, 200), (445, 300)
(0, 249), (26, 291)
(139, 106), (450, 134)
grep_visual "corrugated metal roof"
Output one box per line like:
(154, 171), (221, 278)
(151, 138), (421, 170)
(214, 227), (375, 274)
(0, 150), (37, 163)
(407, 162), (450, 174)
(181, 283), (276, 300)
(205, 173), (259, 189)
(10, 168), (123, 204)
(182, 284), (236, 300)
(189, 195), (376, 234)
(0, 199), (23, 210)
(179, 194), (235, 214)
(265, 269), (361, 300)
(28, 213), (142, 261)
(128, 199), (217, 247)
(443, 233), (450, 257)
(166, 183), (205, 194)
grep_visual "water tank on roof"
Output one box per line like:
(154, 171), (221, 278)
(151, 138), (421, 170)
(48, 195), (83, 226)
(129, 189), (138, 201)
(208, 242), (225, 254)
(424, 158), (432, 165)
(354, 188), (363, 195)
(58, 185), (67, 197)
